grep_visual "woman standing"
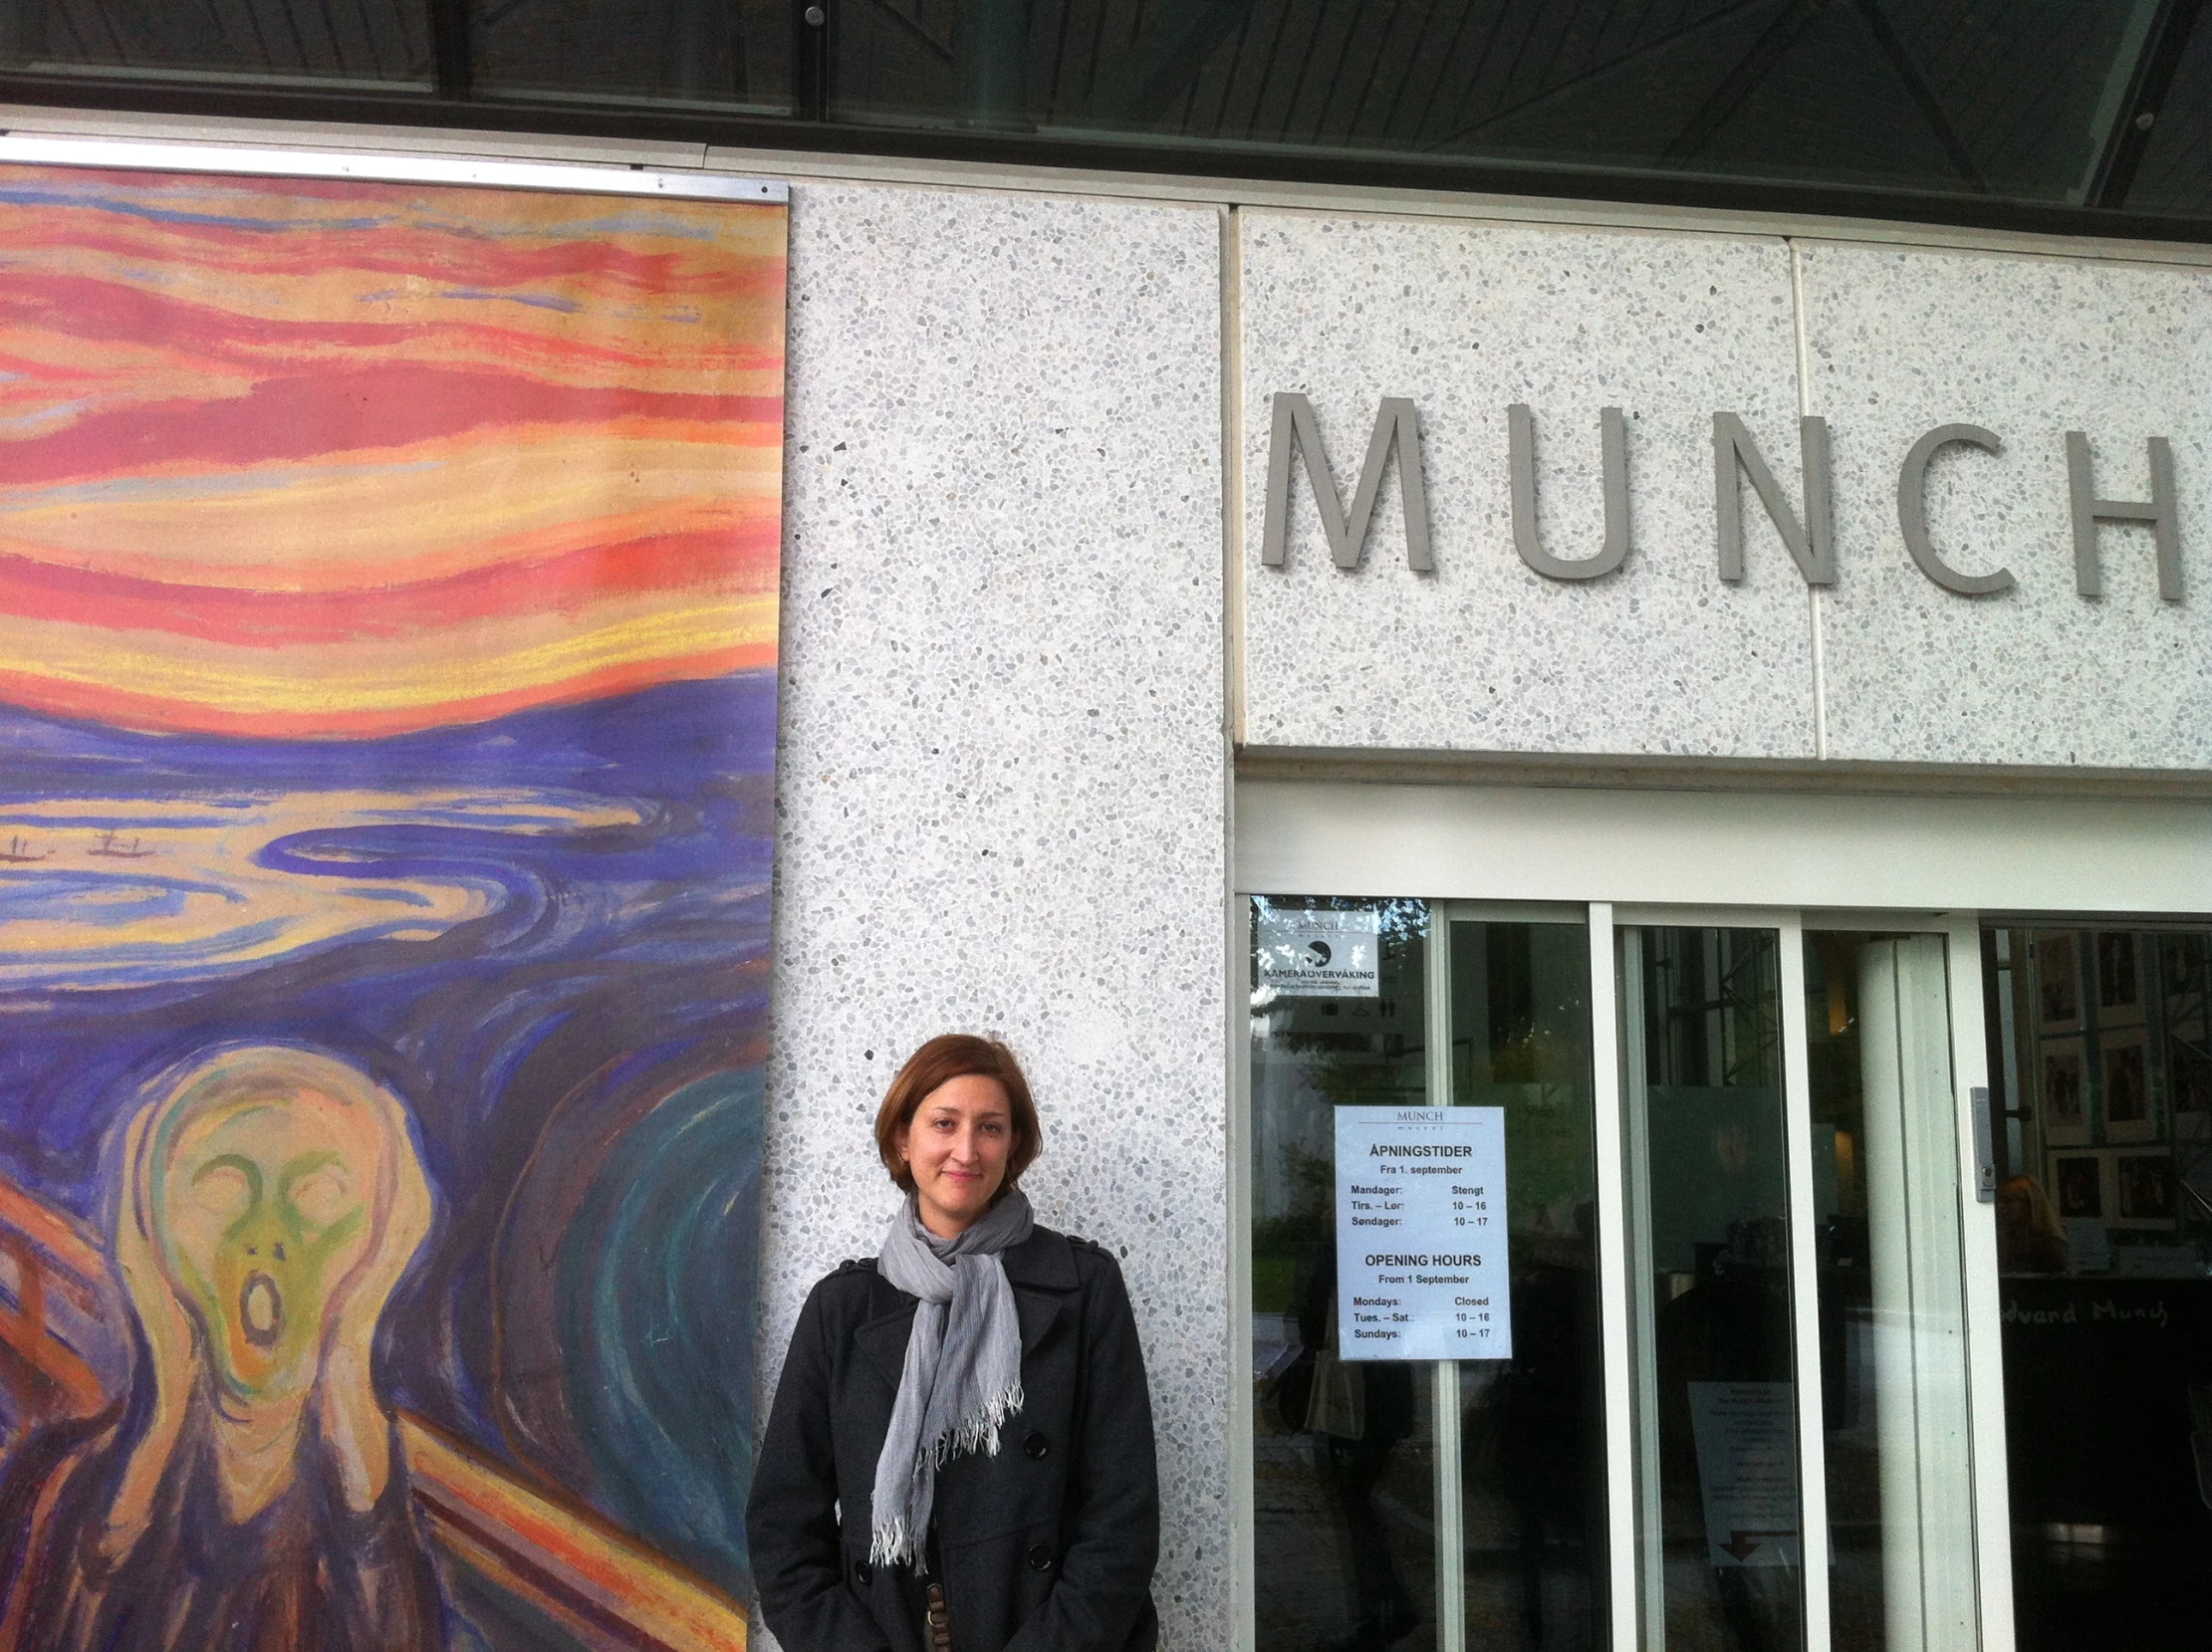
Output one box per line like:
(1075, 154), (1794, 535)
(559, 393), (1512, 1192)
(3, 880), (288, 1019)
(748, 1035), (1159, 1652)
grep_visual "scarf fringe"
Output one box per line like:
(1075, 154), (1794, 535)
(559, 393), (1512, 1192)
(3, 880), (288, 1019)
(923, 1379), (1024, 1468)
(869, 1515), (918, 1568)
(868, 1380), (1025, 1569)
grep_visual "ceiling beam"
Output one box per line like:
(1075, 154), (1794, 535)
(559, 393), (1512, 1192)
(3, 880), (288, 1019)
(1662, 0), (1826, 166)
(426, 0), (470, 98)
(1844, 0), (1981, 191)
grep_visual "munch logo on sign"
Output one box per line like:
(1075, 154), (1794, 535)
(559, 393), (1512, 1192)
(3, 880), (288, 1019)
(1258, 908), (1380, 998)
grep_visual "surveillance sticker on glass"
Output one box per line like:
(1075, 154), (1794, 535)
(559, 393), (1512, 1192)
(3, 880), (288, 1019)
(1257, 908), (1379, 998)
(1334, 1106), (1512, 1360)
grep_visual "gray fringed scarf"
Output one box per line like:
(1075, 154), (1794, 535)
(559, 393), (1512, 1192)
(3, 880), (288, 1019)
(869, 1188), (1034, 1569)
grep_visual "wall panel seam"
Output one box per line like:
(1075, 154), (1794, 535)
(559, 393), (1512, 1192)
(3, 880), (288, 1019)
(1790, 239), (1830, 761)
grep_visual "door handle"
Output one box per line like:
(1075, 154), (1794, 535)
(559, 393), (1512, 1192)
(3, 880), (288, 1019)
(1970, 1085), (1997, 1203)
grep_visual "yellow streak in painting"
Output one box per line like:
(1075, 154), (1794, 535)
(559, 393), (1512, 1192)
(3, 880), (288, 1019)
(0, 437), (782, 577)
(0, 592), (777, 719)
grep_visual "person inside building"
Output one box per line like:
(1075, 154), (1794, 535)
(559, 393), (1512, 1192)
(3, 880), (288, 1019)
(748, 1033), (1159, 1652)
(1996, 1174), (2070, 1275)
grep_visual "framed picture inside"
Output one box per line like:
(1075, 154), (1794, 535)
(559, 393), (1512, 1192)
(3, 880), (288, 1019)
(2095, 931), (2145, 1024)
(2173, 1036), (2212, 1138)
(2056, 1153), (2105, 1219)
(2037, 931), (2083, 1030)
(2102, 1027), (2155, 1144)
(2115, 1153), (2178, 1224)
(2041, 1038), (2089, 1145)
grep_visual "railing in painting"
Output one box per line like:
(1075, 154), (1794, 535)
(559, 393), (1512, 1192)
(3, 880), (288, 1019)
(0, 1177), (107, 1435)
(399, 1412), (750, 1652)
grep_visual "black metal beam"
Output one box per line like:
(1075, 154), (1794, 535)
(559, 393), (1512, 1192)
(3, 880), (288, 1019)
(0, 65), (2207, 244)
(795, 0), (831, 121)
(1846, 0), (1983, 192)
(1662, 0), (1826, 166)
(425, 0), (470, 98)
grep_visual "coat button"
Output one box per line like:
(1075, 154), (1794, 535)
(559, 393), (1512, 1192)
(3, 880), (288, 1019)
(1027, 1543), (1054, 1572)
(1023, 1430), (1049, 1460)
(855, 1560), (872, 1584)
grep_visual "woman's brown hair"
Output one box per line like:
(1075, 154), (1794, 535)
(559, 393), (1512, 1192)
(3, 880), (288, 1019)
(874, 1034), (1043, 1193)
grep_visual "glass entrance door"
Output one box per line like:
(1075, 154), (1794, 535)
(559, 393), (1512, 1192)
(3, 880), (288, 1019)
(1246, 901), (1995, 1652)
(1616, 920), (1981, 1652)
(1249, 898), (1607, 1652)
(1620, 922), (1805, 1651)
(1801, 934), (1977, 1652)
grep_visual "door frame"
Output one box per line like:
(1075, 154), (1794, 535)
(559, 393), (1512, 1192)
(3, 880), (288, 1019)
(1605, 903), (2007, 1652)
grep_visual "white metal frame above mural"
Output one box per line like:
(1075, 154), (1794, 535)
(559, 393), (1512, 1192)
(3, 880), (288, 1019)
(0, 131), (786, 202)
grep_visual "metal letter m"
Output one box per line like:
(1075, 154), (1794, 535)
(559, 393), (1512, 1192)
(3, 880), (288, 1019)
(1260, 392), (1432, 571)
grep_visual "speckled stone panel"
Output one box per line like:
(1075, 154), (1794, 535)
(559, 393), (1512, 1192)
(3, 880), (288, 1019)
(1240, 211), (1818, 758)
(1800, 243), (2212, 769)
(761, 184), (1227, 1647)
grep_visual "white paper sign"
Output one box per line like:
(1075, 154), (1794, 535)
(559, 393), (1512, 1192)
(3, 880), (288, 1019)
(1687, 1381), (1801, 1568)
(1334, 1106), (1512, 1361)
(1258, 908), (1380, 998)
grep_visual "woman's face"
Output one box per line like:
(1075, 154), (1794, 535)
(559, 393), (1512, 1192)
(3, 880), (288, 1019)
(154, 1089), (384, 1405)
(897, 1074), (1014, 1238)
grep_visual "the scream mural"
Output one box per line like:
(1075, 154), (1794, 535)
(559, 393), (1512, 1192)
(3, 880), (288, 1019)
(0, 162), (786, 1652)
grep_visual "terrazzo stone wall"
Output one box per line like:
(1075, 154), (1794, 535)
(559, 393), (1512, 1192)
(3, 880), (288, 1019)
(1240, 211), (2212, 770)
(760, 183), (1230, 1647)
(1799, 243), (2212, 769)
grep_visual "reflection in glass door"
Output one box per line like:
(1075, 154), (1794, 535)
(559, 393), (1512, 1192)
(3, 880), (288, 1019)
(1249, 898), (1606, 1652)
(1802, 935), (1975, 1652)
(1446, 916), (1608, 1648)
(1984, 923), (2212, 1651)
(1621, 926), (1804, 1652)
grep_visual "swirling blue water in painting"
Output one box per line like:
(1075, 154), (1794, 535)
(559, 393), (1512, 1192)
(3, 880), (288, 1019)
(0, 672), (771, 1603)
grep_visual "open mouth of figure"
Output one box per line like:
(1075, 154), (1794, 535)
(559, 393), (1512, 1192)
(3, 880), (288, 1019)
(241, 1272), (283, 1349)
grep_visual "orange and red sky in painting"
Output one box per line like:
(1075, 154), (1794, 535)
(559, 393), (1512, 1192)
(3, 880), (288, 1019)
(0, 164), (787, 738)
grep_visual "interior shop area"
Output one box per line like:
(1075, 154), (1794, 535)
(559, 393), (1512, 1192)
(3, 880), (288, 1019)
(1982, 927), (2212, 1651)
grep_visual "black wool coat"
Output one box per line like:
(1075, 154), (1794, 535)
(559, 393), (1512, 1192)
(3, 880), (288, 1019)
(748, 1226), (1160, 1652)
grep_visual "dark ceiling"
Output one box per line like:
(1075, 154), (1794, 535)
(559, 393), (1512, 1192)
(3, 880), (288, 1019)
(2, 0), (2206, 230)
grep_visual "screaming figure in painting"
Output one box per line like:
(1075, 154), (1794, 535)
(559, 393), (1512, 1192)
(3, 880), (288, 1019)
(0, 1045), (445, 1652)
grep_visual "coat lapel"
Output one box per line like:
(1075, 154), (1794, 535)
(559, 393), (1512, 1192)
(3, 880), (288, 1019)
(1003, 1227), (1079, 1355)
(854, 1292), (917, 1395)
